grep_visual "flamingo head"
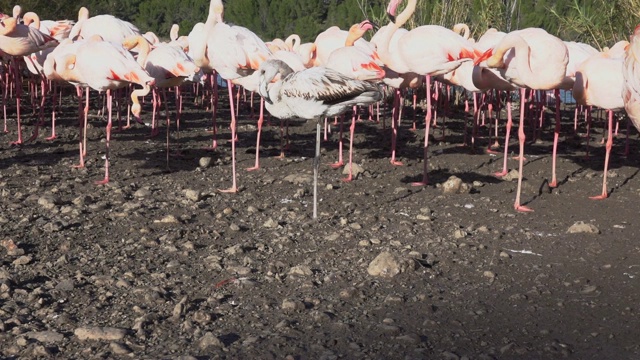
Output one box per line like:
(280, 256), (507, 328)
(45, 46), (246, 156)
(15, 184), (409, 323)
(358, 20), (374, 32)
(386, 0), (402, 22)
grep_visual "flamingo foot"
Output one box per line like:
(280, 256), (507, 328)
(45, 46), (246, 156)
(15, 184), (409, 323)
(511, 155), (526, 161)
(485, 148), (501, 155)
(390, 160), (403, 166)
(278, 152), (286, 159)
(246, 165), (260, 172)
(330, 161), (344, 169)
(95, 178), (109, 185)
(147, 128), (160, 138)
(494, 170), (508, 177)
(411, 180), (428, 187)
(514, 204), (534, 212)
(10, 140), (23, 146)
(341, 175), (353, 183)
(218, 186), (238, 193)
(71, 163), (85, 169)
(45, 135), (57, 141)
(548, 180), (558, 188)
(589, 193), (608, 200)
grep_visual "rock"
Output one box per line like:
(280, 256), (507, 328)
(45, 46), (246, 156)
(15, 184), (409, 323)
(263, 218), (278, 228)
(367, 252), (409, 278)
(55, 279), (75, 292)
(453, 229), (467, 239)
(341, 163), (365, 179)
(567, 221), (600, 234)
(154, 215), (180, 224)
(0, 239), (24, 256)
(74, 327), (128, 341)
(281, 298), (305, 312)
(284, 173), (313, 185)
(289, 265), (313, 277)
(442, 176), (471, 194)
(24, 331), (65, 343)
(198, 332), (223, 349)
(503, 169), (520, 182)
(109, 342), (132, 355)
(12, 255), (32, 266)
(133, 188), (151, 198)
(38, 196), (57, 210)
(199, 157), (212, 168)
(184, 189), (201, 202)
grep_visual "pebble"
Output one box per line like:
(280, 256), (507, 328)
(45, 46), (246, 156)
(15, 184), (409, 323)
(13, 255), (32, 266)
(263, 218), (278, 228)
(367, 252), (408, 278)
(503, 169), (520, 181)
(198, 332), (223, 349)
(442, 176), (471, 194)
(341, 163), (364, 179)
(281, 298), (305, 312)
(154, 215), (180, 224)
(184, 189), (201, 202)
(109, 342), (132, 355)
(567, 221), (600, 234)
(133, 188), (151, 198)
(199, 157), (212, 168)
(74, 327), (128, 341)
(288, 265), (313, 277)
(37, 196), (57, 210)
(0, 239), (24, 256)
(24, 331), (65, 343)
(453, 229), (467, 239)
(283, 173), (313, 185)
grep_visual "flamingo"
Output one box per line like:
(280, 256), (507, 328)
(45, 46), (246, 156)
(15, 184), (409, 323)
(194, 0), (272, 190)
(22, 11), (74, 41)
(313, 22), (374, 66)
(257, 59), (383, 219)
(122, 35), (200, 164)
(325, 19), (385, 181)
(0, 16), (58, 144)
(475, 27), (569, 211)
(62, 35), (155, 184)
(68, 7), (140, 44)
(377, 0), (481, 186)
(572, 51), (624, 200)
(623, 25), (640, 154)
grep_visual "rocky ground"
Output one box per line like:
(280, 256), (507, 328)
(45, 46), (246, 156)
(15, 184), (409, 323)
(1, 88), (640, 359)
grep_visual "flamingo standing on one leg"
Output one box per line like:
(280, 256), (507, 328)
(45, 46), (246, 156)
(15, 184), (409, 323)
(257, 59), (382, 219)
(0, 16), (58, 145)
(475, 27), (569, 212)
(572, 51), (624, 200)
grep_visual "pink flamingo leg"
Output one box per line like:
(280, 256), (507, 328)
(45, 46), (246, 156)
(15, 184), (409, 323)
(549, 89), (561, 188)
(205, 73), (219, 150)
(247, 97), (265, 171)
(331, 115), (345, 168)
(342, 106), (357, 182)
(496, 92), (513, 177)
(514, 88), (533, 212)
(96, 89), (113, 185)
(46, 82), (58, 140)
(72, 86), (85, 169)
(390, 89), (403, 166)
(590, 110), (614, 200)
(412, 75), (432, 186)
(10, 61), (23, 146)
(219, 80), (238, 193)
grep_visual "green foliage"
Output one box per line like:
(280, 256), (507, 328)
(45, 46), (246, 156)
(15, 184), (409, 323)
(1, 0), (638, 47)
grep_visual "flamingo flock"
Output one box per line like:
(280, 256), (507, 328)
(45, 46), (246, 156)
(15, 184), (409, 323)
(1, 0), (640, 216)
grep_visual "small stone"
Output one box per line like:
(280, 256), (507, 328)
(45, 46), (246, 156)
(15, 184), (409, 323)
(154, 215), (180, 224)
(289, 265), (313, 277)
(341, 163), (365, 179)
(499, 251), (511, 259)
(0, 239), (24, 256)
(199, 157), (212, 168)
(133, 188), (151, 198)
(281, 298), (305, 312)
(74, 327), (128, 341)
(567, 221), (600, 234)
(503, 169), (520, 181)
(263, 218), (278, 228)
(109, 342), (132, 355)
(367, 252), (408, 278)
(284, 173), (313, 185)
(198, 332), (223, 349)
(38, 196), (57, 210)
(442, 176), (471, 194)
(13, 255), (32, 266)
(55, 279), (75, 292)
(453, 229), (467, 239)
(483, 271), (496, 280)
(223, 207), (233, 215)
(25, 331), (65, 344)
(416, 214), (431, 221)
(184, 189), (201, 202)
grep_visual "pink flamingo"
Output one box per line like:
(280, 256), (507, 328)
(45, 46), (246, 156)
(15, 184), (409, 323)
(0, 16), (58, 145)
(572, 50), (624, 200)
(475, 27), (569, 211)
(68, 7), (140, 44)
(377, 0), (481, 186)
(313, 22), (375, 67)
(192, 0), (271, 191)
(122, 35), (200, 163)
(62, 35), (155, 184)
(325, 19), (385, 181)
(22, 11), (74, 41)
(624, 24), (640, 134)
